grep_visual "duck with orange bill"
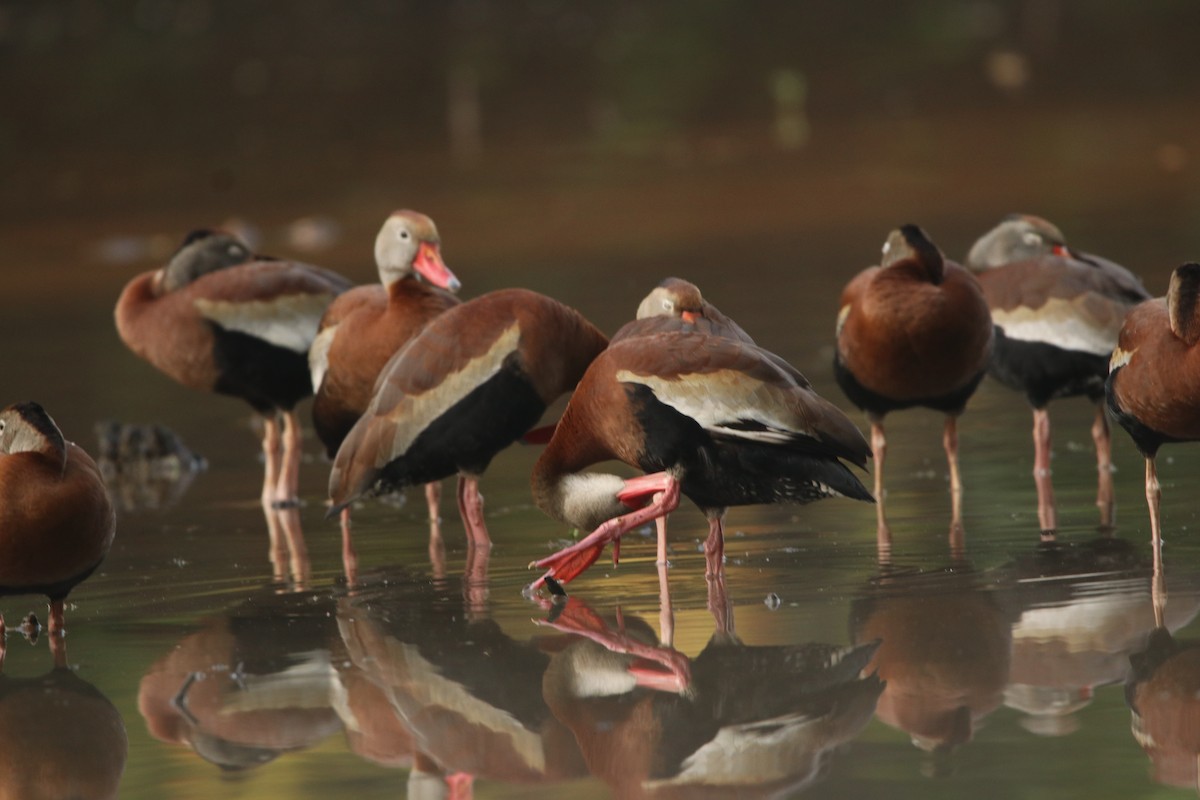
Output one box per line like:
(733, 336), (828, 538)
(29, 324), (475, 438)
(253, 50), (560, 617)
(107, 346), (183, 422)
(528, 328), (871, 592)
(309, 211), (462, 546)
(966, 214), (1150, 532)
(834, 224), (993, 535)
(327, 288), (608, 579)
(0, 402), (115, 637)
(115, 229), (352, 508)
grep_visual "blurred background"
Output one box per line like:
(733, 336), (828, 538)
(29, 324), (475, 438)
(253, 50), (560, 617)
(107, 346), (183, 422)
(4, 0), (1200, 305)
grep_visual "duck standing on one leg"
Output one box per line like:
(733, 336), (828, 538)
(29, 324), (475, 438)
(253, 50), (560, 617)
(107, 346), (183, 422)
(1107, 263), (1200, 588)
(309, 211), (462, 568)
(0, 402), (115, 639)
(115, 229), (352, 509)
(967, 214), (1149, 533)
(528, 330), (872, 592)
(834, 224), (993, 539)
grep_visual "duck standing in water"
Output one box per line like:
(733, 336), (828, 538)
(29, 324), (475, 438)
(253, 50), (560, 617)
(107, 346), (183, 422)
(328, 288), (609, 578)
(0, 402), (115, 637)
(834, 224), (993, 536)
(967, 214), (1149, 532)
(1107, 263), (1200, 578)
(115, 229), (352, 508)
(309, 211), (462, 547)
(528, 328), (871, 591)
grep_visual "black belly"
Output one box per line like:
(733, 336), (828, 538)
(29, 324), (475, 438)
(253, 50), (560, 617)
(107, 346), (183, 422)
(210, 324), (314, 413)
(832, 355), (986, 417)
(376, 358), (546, 491)
(990, 327), (1109, 408)
(627, 384), (872, 511)
(1105, 368), (1178, 458)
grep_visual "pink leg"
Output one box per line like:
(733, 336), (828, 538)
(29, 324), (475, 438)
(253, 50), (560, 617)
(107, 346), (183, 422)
(871, 419), (891, 547)
(463, 542), (490, 618)
(704, 511), (725, 578)
(707, 569), (733, 639)
(1033, 408), (1057, 535)
(944, 414), (963, 496)
(1142, 455), (1161, 575)
(456, 475), (491, 549)
(534, 596), (691, 692)
(340, 507), (358, 585)
(48, 598), (65, 637)
(657, 561), (674, 647)
(264, 502), (288, 581)
(273, 410), (303, 507)
(49, 624), (67, 669)
(425, 483), (445, 575)
(1093, 406), (1114, 529)
(529, 472), (681, 590)
(424, 482), (442, 523)
(278, 507), (310, 587)
(1147, 456), (1165, 626)
(655, 514), (669, 565)
(445, 772), (474, 800)
(260, 414), (282, 510)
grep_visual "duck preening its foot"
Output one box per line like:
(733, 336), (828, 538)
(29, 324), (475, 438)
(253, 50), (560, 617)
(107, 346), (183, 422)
(529, 473), (681, 591)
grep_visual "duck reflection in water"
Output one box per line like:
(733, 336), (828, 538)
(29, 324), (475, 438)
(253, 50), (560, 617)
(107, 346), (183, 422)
(999, 536), (1200, 737)
(138, 586), (362, 772)
(851, 523), (1011, 761)
(94, 420), (206, 512)
(0, 636), (127, 799)
(1127, 580), (1200, 792)
(338, 565), (589, 796)
(537, 577), (883, 798)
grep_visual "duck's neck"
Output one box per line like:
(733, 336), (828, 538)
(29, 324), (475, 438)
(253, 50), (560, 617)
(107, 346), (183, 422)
(532, 443), (627, 532)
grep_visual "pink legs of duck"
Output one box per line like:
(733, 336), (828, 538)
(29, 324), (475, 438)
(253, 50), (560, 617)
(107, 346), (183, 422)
(1146, 455), (1166, 627)
(340, 481), (445, 585)
(456, 474), (490, 549)
(870, 418), (889, 542)
(265, 506), (310, 586)
(1032, 407), (1057, 535)
(260, 411), (304, 509)
(872, 414), (963, 553)
(943, 414), (964, 531)
(529, 472), (681, 591)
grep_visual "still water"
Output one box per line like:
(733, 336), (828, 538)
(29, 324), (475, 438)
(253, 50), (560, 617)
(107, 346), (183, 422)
(8, 207), (1200, 799)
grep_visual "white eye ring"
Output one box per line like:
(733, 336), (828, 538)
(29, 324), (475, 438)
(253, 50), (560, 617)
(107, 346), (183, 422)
(662, 299), (673, 311)
(881, 241), (891, 256)
(1022, 232), (1041, 246)
(399, 230), (410, 240)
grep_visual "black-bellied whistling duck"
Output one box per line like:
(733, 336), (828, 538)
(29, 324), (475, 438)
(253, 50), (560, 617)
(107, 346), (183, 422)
(1107, 263), (1200, 582)
(309, 211), (462, 543)
(0, 402), (115, 638)
(834, 224), (993, 535)
(528, 330), (871, 591)
(967, 215), (1150, 532)
(611, 277), (755, 344)
(328, 288), (609, 577)
(115, 229), (352, 508)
